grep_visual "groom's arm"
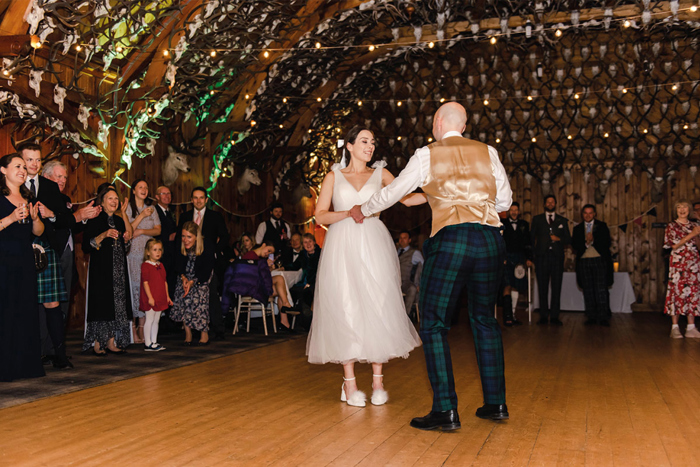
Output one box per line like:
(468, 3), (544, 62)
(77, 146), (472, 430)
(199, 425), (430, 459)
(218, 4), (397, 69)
(360, 146), (430, 217)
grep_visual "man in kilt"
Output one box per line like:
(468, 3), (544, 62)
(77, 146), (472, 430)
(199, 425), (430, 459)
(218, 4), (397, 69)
(501, 202), (533, 326)
(19, 143), (78, 369)
(350, 102), (513, 430)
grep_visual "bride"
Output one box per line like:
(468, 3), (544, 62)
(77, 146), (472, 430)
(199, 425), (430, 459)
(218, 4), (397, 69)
(306, 125), (422, 407)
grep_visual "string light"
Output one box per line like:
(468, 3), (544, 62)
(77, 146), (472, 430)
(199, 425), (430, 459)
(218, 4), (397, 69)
(427, 137), (433, 142)
(316, 97), (322, 102)
(397, 101), (402, 107)
(244, 94), (250, 99)
(282, 97), (287, 103)
(567, 135), (573, 140)
(671, 84), (678, 91)
(483, 99), (489, 105)
(2, 70), (8, 76)
(336, 128), (341, 133)
(368, 45), (375, 52)
(263, 50), (270, 58)
(30, 36), (41, 49)
(642, 128), (648, 134)
(308, 128), (312, 133)
(209, 90), (215, 95)
(683, 124), (689, 130)
(623, 20), (631, 28)
(397, 136), (402, 141)
(691, 5), (698, 12)
(428, 42), (435, 48)
(555, 29), (562, 37)
(603, 132), (609, 138)
(357, 100), (362, 106)
(116, 46), (123, 53)
(162, 49), (169, 57)
(531, 137), (537, 142)
(574, 93), (580, 99)
(75, 45), (82, 52)
(231, 140), (235, 146)
(279, 124), (283, 129)
(490, 37), (497, 45)
(210, 50), (217, 57)
(622, 88), (628, 94)
(527, 95), (533, 101)
(495, 138), (501, 143)
(315, 42), (321, 49)
(250, 120), (256, 127)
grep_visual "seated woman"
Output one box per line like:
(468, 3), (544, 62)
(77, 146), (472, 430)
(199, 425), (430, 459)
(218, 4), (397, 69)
(221, 243), (296, 332)
(82, 186), (133, 355)
(170, 221), (215, 346)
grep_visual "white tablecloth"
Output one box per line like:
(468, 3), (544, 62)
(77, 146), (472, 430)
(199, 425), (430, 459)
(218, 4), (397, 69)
(532, 272), (635, 313)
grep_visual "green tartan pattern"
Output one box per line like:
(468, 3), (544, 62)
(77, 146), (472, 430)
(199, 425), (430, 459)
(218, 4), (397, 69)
(419, 223), (506, 411)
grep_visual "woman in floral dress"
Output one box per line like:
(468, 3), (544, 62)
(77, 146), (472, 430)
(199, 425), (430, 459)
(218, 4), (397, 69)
(170, 221), (215, 345)
(663, 200), (700, 339)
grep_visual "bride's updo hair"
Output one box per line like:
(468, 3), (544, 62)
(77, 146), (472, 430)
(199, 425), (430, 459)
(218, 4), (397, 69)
(344, 125), (373, 146)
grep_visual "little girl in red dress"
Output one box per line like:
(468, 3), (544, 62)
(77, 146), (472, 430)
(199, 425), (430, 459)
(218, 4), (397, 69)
(140, 239), (173, 351)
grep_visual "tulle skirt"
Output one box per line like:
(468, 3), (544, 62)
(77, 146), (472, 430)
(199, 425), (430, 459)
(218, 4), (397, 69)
(306, 217), (421, 364)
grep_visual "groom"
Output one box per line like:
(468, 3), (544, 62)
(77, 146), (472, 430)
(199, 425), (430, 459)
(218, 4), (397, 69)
(349, 102), (512, 430)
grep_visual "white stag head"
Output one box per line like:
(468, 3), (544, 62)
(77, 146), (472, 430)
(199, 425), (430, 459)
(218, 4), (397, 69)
(237, 167), (261, 195)
(161, 146), (191, 186)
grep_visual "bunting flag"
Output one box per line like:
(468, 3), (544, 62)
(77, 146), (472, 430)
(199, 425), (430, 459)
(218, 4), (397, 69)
(634, 217), (644, 227)
(619, 224), (628, 233)
(647, 207), (657, 217)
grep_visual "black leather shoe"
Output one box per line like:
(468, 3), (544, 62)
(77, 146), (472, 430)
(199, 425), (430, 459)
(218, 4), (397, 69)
(512, 319), (523, 326)
(41, 355), (54, 366)
(410, 410), (461, 431)
(599, 319), (610, 327)
(537, 318), (548, 325)
(475, 404), (509, 420)
(212, 332), (226, 341)
(584, 318), (597, 325)
(550, 318), (563, 326)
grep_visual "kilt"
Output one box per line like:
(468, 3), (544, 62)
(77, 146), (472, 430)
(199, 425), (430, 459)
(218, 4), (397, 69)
(33, 238), (68, 304)
(505, 251), (527, 291)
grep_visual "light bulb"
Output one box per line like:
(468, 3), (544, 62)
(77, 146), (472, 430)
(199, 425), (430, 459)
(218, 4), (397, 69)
(315, 42), (321, 49)
(622, 88), (628, 94)
(357, 100), (362, 106)
(555, 29), (562, 37)
(116, 46), (123, 53)
(397, 101), (402, 107)
(427, 137), (433, 142)
(283, 97), (288, 103)
(250, 120), (256, 127)
(531, 137), (537, 142)
(691, 5), (698, 12)
(245, 94), (250, 99)
(440, 97), (445, 103)
(683, 124), (689, 130)
(604, 132), (609, 138)
(642, 128), (648, 134)
(316, 97), (322, 102)
(672, 84), (678, 91)
(483, 99), (489, 105)
(75, 45), (82, 52)
(495, 138), (501, 143)
(397, 136), (402, 141)
(210, 90), (215, 95)
(368, 45), (375, 52)
(623, 20), (631, 28)
(279, 124), (283, 129)
(567, 135), (573, 140)
(428, 42), (435, 48)
(231, 140), (235, 146)
(210, 50), (217, 57)
(490, 37), (497, 45)
(527, 95), (533, 101)
(574, 93), (580, 99)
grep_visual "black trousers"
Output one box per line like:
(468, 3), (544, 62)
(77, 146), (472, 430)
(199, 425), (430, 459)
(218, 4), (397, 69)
(208, 273), (224, 334)
(578, 257), (611, 320)
(535, 251), (564, 320)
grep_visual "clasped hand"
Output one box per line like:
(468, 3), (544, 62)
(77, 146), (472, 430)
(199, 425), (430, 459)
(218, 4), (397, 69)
(348, 205), (365, 224)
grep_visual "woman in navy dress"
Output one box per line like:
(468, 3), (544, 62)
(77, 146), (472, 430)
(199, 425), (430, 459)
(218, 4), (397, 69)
(0, 153), (45, 382)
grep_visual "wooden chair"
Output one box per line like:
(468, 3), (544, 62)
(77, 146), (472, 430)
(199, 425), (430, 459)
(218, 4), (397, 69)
(233, 296), (277, 336)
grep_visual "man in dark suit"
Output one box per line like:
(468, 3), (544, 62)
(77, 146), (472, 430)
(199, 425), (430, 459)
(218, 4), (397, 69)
(501, 202), (533, 326)
(572, 204), (613, 326)
(280, 232), (303, 271)
(154, 186), (178, 289)
(530, 195), (571, 325)
(178, 186), (229, 339)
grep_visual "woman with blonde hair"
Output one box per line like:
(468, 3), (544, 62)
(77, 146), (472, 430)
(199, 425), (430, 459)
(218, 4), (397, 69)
(170, 221), (215, 345)
(664, 199), (700, 338)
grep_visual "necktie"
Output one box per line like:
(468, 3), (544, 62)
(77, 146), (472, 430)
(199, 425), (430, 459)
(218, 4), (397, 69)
(29, 178), (36, 199)
(398, 248), (405, 257)
(195, 210), (202, 226)
(548, 214), (553, 225)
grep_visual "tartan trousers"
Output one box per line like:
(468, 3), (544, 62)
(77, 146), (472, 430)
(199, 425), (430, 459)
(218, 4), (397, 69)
(578, 257), (611, 320)
(419, 223), (506, 412)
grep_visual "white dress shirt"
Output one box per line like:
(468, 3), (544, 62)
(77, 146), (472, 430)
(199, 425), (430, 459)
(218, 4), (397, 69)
(255, 217), (291, 244)
(193, 207), (206, 225)
(361, 131), (512, 217)
(25, 174), (40, 194)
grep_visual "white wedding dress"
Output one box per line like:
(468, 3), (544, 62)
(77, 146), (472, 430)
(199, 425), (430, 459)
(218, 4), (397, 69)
(306, 162), (421, 364)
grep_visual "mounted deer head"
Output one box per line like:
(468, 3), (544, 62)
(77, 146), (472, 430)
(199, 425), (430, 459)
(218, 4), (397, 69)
(162, 146), (191, 186)
(237, 167), (261, 195)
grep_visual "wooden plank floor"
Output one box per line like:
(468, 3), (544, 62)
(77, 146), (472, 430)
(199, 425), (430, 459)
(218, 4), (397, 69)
(1, 313), (699, 466)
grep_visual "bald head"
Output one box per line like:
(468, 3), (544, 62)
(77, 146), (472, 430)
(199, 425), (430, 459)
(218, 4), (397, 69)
(432, 102), (467, 141)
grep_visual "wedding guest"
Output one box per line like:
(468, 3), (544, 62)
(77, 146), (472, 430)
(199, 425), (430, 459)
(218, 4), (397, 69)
(501, 202), (533, 326)
(0, 153), (45, 381)
(140, 239), (172, 351)
(281, 232), (303, 271)
(19, 143), (75, 369)
(232, 232), (255, 259)
(82, 186), (133, 355)
(396, 230), (424, 318)
(572, 205), (613, 326)
(177, 187), (228, 340)
(530, 195), (571, 325)
(693, 201), (700, 221)
(154, 186), (177, 290)
(170, 221), (215, 345)
(125, 179), (161, 343)
(255, 202), (291, 253)
(663, 200), (700, 339)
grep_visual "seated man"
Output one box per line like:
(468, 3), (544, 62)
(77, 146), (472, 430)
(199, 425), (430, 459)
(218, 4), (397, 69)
(397, 230), (424, 319)
(280, 232), (303, 271)
(221, 244), (296, 332)
(291, 233), (322, 329)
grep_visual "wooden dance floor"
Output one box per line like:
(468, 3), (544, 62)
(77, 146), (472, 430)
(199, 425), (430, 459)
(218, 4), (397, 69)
(1, 313), (699, 466)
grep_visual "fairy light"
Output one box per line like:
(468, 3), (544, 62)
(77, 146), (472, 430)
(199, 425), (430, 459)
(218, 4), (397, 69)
(440, 97), (446, 103)
(116, 46), (123, 53)
(315, 42), (321, 49)
(428, 41), (435, 48)
(231, 140), (235, 146)
(691, 5), (698, 12)
(250, 120), (256, 127)
(162, 49), (169, 57)
(555, 29), (562, 37)
(244, 94), (250, 99)
(483, 99), (489, 105)
(671, 84), (678, 91)
(397, 136), (402, 141)
(574, 93), (580, 99)
(683, 124), (689, 130)
(622, 88), (628, 94)
(604, 132), (609, 138)
(567, 135), (573, 140)
(2, 70), (8, 76)
(397, 101), (402, 107)
(316, 97), (322, 102)
(427, 137), (433, 142)
(490, 37), (497, 45)
(279, 124), (283, 129)
(210, 50), (217, 57)
(282, 97), (287, 103)
(209, 90), (215, 95)
(495, 138), (501, 143)
(308, 129), (312, 133)
(368, 45), (375, 52)
(75, 45), (82, 52)
(531, 137), (537, 142)
(357, 100), (362, 106)
(642, 128), (648, 134)
(263, 50), (270, 58)
(623, 20), (631, 28)
(527, 95), (533, 101)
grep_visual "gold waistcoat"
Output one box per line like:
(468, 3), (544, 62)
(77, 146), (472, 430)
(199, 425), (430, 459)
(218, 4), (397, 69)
(422, 136), (501, 237)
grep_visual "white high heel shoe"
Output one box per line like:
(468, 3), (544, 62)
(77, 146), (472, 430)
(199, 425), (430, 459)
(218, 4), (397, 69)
(371, 374), (388, 406)
(340, 376), (366, 407)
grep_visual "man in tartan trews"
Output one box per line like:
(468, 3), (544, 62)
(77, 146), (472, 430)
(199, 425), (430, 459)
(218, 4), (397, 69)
(350, 102), (513, 430)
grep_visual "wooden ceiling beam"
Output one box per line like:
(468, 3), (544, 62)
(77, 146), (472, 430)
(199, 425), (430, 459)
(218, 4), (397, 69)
(0, 0), (31, 36)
